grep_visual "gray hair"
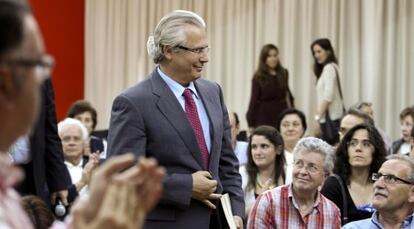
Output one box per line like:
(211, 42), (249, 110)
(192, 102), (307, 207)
(147, 10), (206, 64)
(386, 154), (414, 182)
(293, 137), (335, 174)
(58, 118), (88, 141)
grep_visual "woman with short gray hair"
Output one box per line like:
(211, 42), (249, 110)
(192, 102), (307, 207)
(292, 136), (335, 175)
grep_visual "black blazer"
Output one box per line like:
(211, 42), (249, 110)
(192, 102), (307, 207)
(18, 79), (71, 205)
(391, 138), (405, 154)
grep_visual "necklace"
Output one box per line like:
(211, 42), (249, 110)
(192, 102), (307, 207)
(256, 175), (276, 190)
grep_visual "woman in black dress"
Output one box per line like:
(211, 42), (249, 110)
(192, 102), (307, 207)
(321, 123), (387, 225)
(246, 44), (294, 131)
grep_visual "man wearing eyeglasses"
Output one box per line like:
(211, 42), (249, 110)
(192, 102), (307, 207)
(0, 1), (166, 228)
(343, 154), (414, 228)
(1, 1), (71, 208)
(107, 10), (244, 229)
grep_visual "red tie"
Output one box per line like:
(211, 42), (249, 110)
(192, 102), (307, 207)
(183, 88), (209, 169)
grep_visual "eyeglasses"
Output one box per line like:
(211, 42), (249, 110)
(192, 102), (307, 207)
(372, 172), (413, 185)
(1, 54), (55, 82)
(347, 139), (372, 149)
(176, 45), (210, 55)
(293, 160), (322, 173)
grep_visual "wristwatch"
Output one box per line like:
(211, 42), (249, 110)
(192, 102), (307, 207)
(314, 115), (321, 122)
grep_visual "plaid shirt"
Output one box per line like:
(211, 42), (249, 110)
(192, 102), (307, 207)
(247, 184), (341, 229)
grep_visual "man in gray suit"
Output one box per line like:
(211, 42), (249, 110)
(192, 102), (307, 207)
(107, 10), (244, 229)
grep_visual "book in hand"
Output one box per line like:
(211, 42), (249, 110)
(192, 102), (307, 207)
(220, 193), (237, 229)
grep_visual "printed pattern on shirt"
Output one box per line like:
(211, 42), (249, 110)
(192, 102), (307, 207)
(247, 184), (341, 229)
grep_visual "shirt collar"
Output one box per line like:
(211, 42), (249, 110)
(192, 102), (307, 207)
(64, 158), (83, 168)
(371, 211), (414, 228)
(157, 67), (199, 99)
(288, 184), (322, 212)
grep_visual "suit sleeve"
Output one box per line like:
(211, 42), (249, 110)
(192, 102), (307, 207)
(217, 84), (245, 218)
(107, 94), (193, 209)
(43, 79), (71, 192)
(107, 95), (147, 157)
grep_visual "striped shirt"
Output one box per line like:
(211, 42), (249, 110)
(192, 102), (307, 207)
(247, 184), (341, 229)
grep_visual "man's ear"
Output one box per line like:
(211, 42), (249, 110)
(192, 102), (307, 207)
(163, 46), (174, 60)
(0, 66), (16, 101)
(408, 186), (414, 204)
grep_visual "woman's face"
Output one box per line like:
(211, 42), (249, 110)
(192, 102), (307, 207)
(347, 129), (374, 169)
(400, 115), (414, 142)
(250, 135), (279, 169)
(312, 44), (329, 64)
(74, 111), (94, 135)
(265, 49), (279, 69)
(280, 114), (304, 145)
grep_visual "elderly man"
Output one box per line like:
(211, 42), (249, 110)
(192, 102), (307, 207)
(247, 137), (341, 228)
(58, 118), (99, 198)
(107, 10), (244, 229)
(0, 0), (164, 228)
(343, 155), (414, 228)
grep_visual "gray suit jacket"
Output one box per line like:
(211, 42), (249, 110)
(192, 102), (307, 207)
(107, 69), (244, 229)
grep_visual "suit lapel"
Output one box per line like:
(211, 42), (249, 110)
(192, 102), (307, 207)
(150, 70), (205, 169)
(194, 80), (219, 169)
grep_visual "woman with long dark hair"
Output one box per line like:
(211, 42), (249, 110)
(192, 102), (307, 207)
(311, 38), (344, 145)
(321, 123), (387, 225)
(239, 125), (286, 216)
(246, 44), (294, 131)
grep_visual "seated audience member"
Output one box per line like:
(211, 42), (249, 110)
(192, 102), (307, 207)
(247, 137), (340, 228)
(277, 108), (307, 184)
(66, 100), (106, 159)
(21, 195), (55, 229)
(58, 118), (99, 198)
(230, 112), (248, 165)
(321, 124), (387, 225)
(343, 155), (414, 228)
(391, 106), (414, 155)
(239, 125), (285, 216)
(351, 101), (392, 151)
(339, 108), (374, 141)
(0, 1), (165, 228)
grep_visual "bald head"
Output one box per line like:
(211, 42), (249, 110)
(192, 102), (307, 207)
(339, 114), (365, 140)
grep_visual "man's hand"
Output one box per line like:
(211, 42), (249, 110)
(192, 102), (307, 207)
(81, 153), (100, 184)
(233, 215), (243, 229)
(72, 182), (140, 229)
(75, 153), (100, 192)
(192, 171), (221, 209)
(51, 189), (68, 206)
(79, 154), (165, 224)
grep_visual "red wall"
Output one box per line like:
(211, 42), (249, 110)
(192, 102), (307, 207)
(30, 0), (85, 121)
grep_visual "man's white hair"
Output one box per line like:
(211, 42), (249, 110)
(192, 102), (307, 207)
(147, 10), (206, 64)
(58, 118), (88, 141)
